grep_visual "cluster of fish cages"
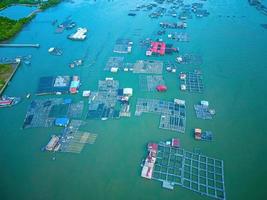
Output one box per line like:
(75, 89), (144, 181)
(104, 57), (124, 71)
(132, 0), (210, 19)
(87, 79), (127, 120)
(139, 75), (165, 92)
(54, 16), (76, 33)
(36, 76), (71, 95)
(194, 104), (215, 120)
(135, 98), (186, 133)
(167, 32), (189, 42)
(113, 38), (133, 54)
(177, 54), (203, 65)
(133, 60), (163, 74)
(60, 126), (97, 154)
(180, 70), (204, 93)
(46, 120), (97, 154)
(23, 98), (84, 129)
(159, 114), (186, 133)
(152, 142), (226, 200)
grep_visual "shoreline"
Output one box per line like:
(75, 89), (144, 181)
(0, 0), (61, 42)
(0, 61), (20, 95)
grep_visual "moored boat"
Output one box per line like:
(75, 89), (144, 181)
(0, 96), (21, 108)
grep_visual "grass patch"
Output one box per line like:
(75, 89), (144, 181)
(0, 64), (14, 90)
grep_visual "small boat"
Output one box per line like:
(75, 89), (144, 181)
(48, 47), (63, 56)
(128, 13), (136, 16)
(166, 67), (172, 72)
(0, 96), (21, 108)
(156, 85), (167, 92)
(26, 93), (31, 99)
(24, 60), (31, 65)
(69, 63), (75, 68)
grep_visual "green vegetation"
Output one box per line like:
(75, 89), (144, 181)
(40, 0), (60, 10)
(0, 0), (61, 41)
(0, 0), (61, 10)
(0, 0), (38, 9)
(0, 15), (35, 41)
(0, 64), (14, 90)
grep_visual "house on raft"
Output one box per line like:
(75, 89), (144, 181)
(146, 41), (178, 56)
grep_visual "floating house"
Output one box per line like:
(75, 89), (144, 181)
(195, 128), (202, 140)
(171, 138), (180, 148)
(45, 135), (60, 151)
(194, 128), (213, 141)
(0, 96), (21, 108)
(146, 41), (178, 56)
(68, 28), (87, 40)
(123, 88), (133, 96)
(141, 143), (158, 179)
(149, 42), (166, 55)
(156, 85), (167, 92)
(82, 90), (91, 97)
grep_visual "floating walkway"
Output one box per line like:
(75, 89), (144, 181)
(0, 44), (40, 48)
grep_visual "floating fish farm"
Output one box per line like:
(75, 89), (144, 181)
(180, 70), (204, 93)
(141, 141), (226, 200)
(194, 104), (215, 120)
(36, 76), (71, 95)
(87, 79), (132, 120)
(135, 98), (186, 133)
(113, 38), (133, 54)
(104, 57), (124, 71)
(139, 75), (165, 92)
(133, 60), (163, 74)
(44, 120), (97, 154)
(23, 98), (84, 129)
(177, 54), (203, 65)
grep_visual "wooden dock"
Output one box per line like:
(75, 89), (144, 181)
(0, 44), (40, 48)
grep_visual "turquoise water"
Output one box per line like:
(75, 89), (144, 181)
(0, 5), (37, 20)
(0, 0), (267, 199)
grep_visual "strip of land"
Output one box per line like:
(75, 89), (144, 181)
(0, 64), (14, 91)
(0, 0), (61, 42)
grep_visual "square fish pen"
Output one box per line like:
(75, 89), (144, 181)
(181, 70), (204, 93)
(87, 79), (121, 120)
(135, 98), (186, 133)
(177, 54), (202, 65)
(104, 57), (124, 71)
(36, 76), (71, 95)
(139, 75), (165, 91)
(194, 104), (214, 120)
(55, 120), (97, 154)
(133, 60), (163, 74)
(152, 142), (226, 200)
(23, 99), (84, 129)
(113, 38), (132, 54)
(159, 114), (186, 133)
(169, 32), (189, 42)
